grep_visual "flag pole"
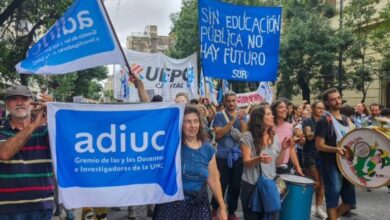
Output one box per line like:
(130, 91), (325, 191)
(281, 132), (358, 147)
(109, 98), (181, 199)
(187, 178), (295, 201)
(99, 0), (133, 75)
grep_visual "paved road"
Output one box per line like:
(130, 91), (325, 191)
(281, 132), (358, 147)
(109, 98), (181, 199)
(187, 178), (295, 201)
(54, 186), (390, 220)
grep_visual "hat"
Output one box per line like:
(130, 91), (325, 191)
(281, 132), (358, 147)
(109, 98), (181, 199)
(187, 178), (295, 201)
(5, 85), (33, 99)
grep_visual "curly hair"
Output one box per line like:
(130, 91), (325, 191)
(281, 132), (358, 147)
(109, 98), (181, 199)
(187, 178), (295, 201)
(248, 106), (274, 155)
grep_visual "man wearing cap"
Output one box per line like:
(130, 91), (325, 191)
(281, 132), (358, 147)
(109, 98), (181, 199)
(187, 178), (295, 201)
(0, 85), (54, 219)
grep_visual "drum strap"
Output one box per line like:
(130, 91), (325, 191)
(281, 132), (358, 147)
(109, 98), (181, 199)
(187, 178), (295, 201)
(328, 113), (350, 143)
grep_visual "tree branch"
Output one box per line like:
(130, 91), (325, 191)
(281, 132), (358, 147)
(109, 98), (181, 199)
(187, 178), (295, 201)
(0, 0), (26, 26)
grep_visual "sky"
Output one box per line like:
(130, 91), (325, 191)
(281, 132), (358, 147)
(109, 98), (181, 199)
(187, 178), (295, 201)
(104, 0), (182, 46)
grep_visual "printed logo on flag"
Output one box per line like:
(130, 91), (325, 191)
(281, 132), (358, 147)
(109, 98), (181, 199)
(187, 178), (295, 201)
(16, 0), (125, 74)
(48, 103), (184, 209)
(131, 64), (144, 79)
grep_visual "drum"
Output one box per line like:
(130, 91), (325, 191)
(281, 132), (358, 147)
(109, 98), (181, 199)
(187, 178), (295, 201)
(279, 174), (314, 220)
(337, 128), (390, 188)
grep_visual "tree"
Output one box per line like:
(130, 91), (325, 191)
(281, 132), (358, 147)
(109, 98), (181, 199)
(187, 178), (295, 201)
(168, 0), (198, 59)
(45, 67), (108, 102)
(0, 0), (71, 84)
(343, 0), (381, 103)
(278, 1), (339, 101)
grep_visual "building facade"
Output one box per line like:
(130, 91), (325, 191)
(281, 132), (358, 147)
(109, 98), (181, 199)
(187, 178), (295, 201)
(126, 25), (172, 53)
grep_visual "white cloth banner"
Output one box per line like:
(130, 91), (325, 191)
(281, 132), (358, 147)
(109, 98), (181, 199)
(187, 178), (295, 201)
(113, 50), (198, 102)
(47, 102), (184, 208)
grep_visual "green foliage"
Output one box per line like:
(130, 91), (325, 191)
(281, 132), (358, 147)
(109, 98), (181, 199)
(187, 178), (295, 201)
(0, 0), (71, 84)
(49, 67), (108, 102)
(169, 0), (199, 59)
(278, 0), (338, 100)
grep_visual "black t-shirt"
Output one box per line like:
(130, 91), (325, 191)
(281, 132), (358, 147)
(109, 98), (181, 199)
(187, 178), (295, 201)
(302, 117), (317, 155)
(315, 113), (349, 166)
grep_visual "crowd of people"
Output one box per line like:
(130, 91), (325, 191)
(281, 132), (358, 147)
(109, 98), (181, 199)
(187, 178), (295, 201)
(0, 81), (389, 220)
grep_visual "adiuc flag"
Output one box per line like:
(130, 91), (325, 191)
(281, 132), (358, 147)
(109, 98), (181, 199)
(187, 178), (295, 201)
(16, 0), (126, 74)
(47, 102), (184, 208)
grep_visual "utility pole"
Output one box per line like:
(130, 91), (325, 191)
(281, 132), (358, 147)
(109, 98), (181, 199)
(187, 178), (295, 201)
(338, 0), (344, 96)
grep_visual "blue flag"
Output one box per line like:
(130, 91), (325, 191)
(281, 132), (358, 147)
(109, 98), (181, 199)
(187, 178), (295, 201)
(16, 0), (126, 74)
(186, 64), (196, 99)
(198, 0), (281, 82)
(199, 70), (206, 97)
(217, 84), (223, 104)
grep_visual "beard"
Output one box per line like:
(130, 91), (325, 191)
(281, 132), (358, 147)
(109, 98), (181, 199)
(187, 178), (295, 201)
(330, 103), (341, 111)
(9, 108), (30, 119)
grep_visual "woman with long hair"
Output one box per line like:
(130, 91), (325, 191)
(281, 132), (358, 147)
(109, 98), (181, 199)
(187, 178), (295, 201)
(153, 105), (227, 220)
(271, 100), (304, 176)
(240, 106), (293, 220)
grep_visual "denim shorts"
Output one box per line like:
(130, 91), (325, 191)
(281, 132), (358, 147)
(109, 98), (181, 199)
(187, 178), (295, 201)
(320, 165), (356, 208)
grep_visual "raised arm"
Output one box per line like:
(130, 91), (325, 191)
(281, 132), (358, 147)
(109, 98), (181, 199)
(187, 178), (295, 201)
(0, 111), (46, 160)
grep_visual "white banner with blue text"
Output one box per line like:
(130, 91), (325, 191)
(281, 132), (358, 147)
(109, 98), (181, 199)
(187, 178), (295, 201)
(113, 50), (198, 102)
(47, 102), (184, 208)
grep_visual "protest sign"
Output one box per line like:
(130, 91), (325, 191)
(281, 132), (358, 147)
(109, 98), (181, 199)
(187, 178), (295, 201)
(47, 102), (184, 208)
(199, 0), (281, 81)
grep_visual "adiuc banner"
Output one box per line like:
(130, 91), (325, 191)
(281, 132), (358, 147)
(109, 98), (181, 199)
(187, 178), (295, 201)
(47, 102), (184, 208)
(16, 0), (126, 74)
(199, 0), (281, 82)
(113, 49), (198, 102)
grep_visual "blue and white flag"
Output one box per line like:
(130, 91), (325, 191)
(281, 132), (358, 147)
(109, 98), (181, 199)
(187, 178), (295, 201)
(217, 84), (223, 104)
(199, 0), (281, 81)
(119, 66), (130, 100)
(199, 70), (206, 97)
(259, 81), (273, 104)
(16, 0), (126, 74)
(47, 102), (184, 208)
(205, 76), (217, 104)
(186, 64), (197, 99)
(222, 79), (230, 93)
(161, 67), (169, 99)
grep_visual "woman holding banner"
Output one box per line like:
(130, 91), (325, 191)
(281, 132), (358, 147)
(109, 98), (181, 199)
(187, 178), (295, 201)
(153, 105), (227, 220)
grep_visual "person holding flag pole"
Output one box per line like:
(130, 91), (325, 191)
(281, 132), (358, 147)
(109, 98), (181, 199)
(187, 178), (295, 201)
(4, 1), (149, 220)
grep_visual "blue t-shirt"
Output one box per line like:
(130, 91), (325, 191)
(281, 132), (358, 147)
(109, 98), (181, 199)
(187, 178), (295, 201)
(181, 142), (215, 192)
(212, 111), (241, 158)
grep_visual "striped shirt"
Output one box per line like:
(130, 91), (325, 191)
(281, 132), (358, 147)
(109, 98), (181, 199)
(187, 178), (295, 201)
(0, 120), (54, 214)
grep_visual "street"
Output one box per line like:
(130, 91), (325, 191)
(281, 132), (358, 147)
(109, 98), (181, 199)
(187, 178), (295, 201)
(55, 186), (390, 220)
